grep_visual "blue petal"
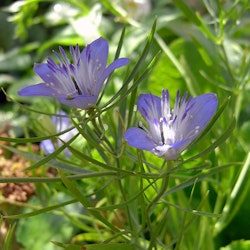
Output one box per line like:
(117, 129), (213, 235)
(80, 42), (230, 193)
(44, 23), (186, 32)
(78, 38), (129, 96)
(58, 95), (97, 109)
(40, 139), (55, 155)
(82, 37), (108, 66)
(34, 63), (59, 86)
(18, 83), (57, 97)
(124, 127), (155, 151)
(51, 110), (67, 122)
(137, 94), (161, 122)
(80, 37), (108, 80)
(180, 93), (218, 136)
(52, 111), (70, 132)
(96, 58), (130, 92)
(171, 138), (191, 153)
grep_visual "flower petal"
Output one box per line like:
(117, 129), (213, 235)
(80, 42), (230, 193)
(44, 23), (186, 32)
(18, 83), (57, 97)
(178, 93), (218, 138)
(96, 57), (130, 93)
(124, 127), (155, 151)
(81, 37), (109, 72)
(40, 139), (55, 155)
(125, 90), (218, 160)
(58, 95), (97, 109)
(137, 94), (161, 122)
(170, 138), (191, 155)
(34, 63), (59, 86)
(18, 37), (130, 110)
(52, 111), (69, 132)
(153, 138), (190, 160)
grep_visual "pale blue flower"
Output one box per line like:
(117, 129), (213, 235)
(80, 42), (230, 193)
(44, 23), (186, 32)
(124, 90), (218, 160)
(40, 111), (76, 156)
(18, 37), (129, 109)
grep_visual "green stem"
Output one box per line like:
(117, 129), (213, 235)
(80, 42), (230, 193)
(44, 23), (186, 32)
(90, 112), (117, 155)
(147, 160), (173, 249)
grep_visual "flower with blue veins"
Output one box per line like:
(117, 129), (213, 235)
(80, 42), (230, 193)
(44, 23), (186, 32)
(124, 89), (218, 160)
(18, 37), (129, 109)
(40, 111), (76, 156)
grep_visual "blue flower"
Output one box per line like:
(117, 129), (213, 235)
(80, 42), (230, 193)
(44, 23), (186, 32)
(124, 90), (218, 160)
(40, 111), (76, 156)
(18, 37), (129, 109)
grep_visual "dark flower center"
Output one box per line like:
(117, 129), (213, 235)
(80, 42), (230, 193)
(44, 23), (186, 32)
(71, 76), (82, 95)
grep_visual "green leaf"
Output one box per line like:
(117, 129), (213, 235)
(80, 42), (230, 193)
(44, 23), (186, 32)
(16, 212), (74, 250)
(215, 152), (250, 234)
(147, 51), (182, 96)
(2, 223), (17, 250)
(220, 240), (250, 250)
(6, 0), (39, 40)
(164, 163), (240, 197)
(64, 244), (82, 250)
(84, 243), (135, 250)
(173, 0), (217, 42)
(52, 242), (82, 250)
(101, 19), (157, 110)
(37, 36), (84, 56)
(3, 199), (77, 220)
(59, 171), (120, 233)
(0, 48), (32, 71)
(173, 0), (202, 26)
(0, 124), (76, 144)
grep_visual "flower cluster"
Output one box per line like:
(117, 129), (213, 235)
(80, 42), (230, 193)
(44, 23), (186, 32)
(124, 90), (218, 160)
(18, 38), (129, 109)
(18, 38), (218, 160)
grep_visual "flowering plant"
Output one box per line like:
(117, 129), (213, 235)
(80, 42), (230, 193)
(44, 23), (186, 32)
(125, 90), (218, 160)
(18, 38), (129, 109)
(1, 2), (248, 249)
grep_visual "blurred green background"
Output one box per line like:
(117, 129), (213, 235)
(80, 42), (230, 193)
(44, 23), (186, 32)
(0, 0), (250, 249)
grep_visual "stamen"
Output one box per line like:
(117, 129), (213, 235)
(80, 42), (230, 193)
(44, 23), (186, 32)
(66, 95), (74, 100)
(71, 77), (82, 95)
(160, 125), (165, 144)
(138, 121), (146, 130)
(195, 126), (200, 134)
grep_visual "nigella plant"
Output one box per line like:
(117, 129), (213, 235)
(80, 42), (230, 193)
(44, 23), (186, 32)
(124, 89), (218, 160)
(40, 111), (77, 157)
(18, 38), (129, 109)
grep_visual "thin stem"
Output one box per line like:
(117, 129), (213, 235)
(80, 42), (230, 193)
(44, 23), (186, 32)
(146, 160), (174, 250)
